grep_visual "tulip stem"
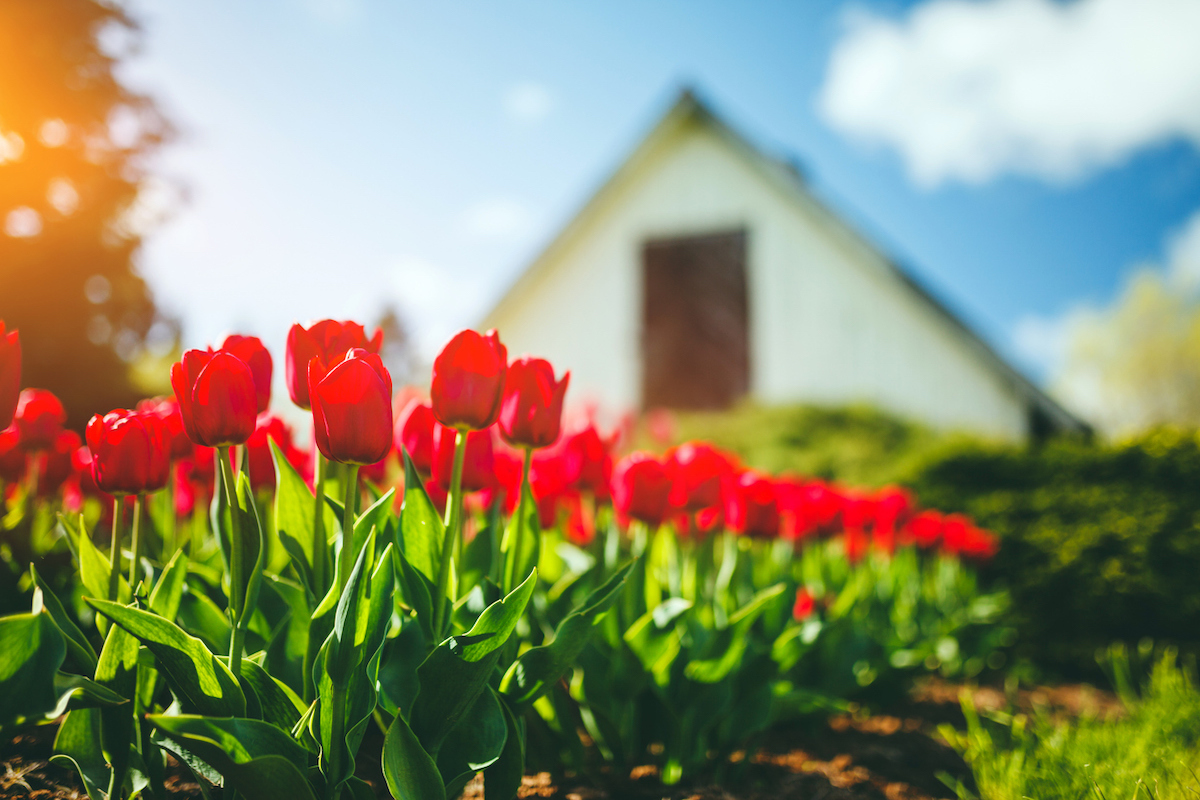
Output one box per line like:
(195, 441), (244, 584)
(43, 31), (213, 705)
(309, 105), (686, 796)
(108, 497), (123, 602)
(128, 496), (142, 589)
(505, 447), (533, 595)
(218, 447), (245, 676)
(433, 429), (468, 640)
(337, 465), (360, 593)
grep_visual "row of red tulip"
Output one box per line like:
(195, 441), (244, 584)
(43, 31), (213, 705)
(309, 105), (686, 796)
(0, 318), (996, 561)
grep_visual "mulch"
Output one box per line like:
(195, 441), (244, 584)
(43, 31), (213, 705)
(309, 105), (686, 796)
(0, 679), (1122, 799)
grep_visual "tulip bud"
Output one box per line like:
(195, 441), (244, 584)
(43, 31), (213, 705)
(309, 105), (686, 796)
(171, 349), (258, 448)
(221, 334), (274, 414)
(611, 452), (671, 526)
(309, 348), (393, 465)
(246, 414), (302, 490)
(137, 396), (192, 460)
(0, 427), (24, 482)
(499, 357), (569, 449)
(395, 399), (436, 473)
(793, 588), (815, 621)
(430, 329), (507, 430)
(0, 322), (20, 431)
(86, 409), (169, 495)
(286, 320), (382, 410)
(14, 389), (67, 450)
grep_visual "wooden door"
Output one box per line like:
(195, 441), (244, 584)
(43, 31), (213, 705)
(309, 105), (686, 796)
(641, 229), (749, 410)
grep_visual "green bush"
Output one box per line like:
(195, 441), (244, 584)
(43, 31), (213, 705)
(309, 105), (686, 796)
(908, 429), (1200, 676)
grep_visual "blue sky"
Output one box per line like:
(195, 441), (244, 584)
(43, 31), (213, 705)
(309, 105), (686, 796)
(121, 0), (1200, 384)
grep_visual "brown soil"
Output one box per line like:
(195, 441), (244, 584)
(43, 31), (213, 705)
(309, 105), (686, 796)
(0, 680), (1122, 799)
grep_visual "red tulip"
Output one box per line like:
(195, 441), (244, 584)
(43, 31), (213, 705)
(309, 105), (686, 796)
(71, 446), (106, 501)
(432, 424), (494, 492)
(40, 430), (81, 496)
(430, 329), (507, 430)
(793, 588), (815, 621)
(844, 527), (868, 564)
(612, 452), (671, 526)
(14, 389), (66, 450)
(561, 425), (615, 500)
(395, 399), (436, 473)
(530, 448), (572, 528)
(286, 320), (382, 410)
(727, 471), (780, 538)
(499, 357), (569, 449)
(0, 322), (20, 431)
(902, 510), (943, 549)
(665, 442), (733, 512)
(172, 349), (258, 448)
(221, 334), (273, 414)
(309, 348), (393, 465)
(86, 409), (169, 496)
(0, 427), (25, 482)
(137, 396), (192, 460)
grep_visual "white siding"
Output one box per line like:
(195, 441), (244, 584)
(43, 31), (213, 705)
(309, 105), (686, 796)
(486, 116), (1029, 440)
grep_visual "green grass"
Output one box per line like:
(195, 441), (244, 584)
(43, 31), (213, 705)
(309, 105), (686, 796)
(943, 655), (1200, 800)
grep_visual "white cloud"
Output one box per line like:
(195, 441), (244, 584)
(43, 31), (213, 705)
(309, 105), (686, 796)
(818, 0), (1200, 187)
(1167, 208), (1200, 287)
(462, 197), (539, 241)
(504, 82), (554, 124)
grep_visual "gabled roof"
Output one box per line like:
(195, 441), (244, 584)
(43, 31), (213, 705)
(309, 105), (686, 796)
(483, 87), (1090, 436)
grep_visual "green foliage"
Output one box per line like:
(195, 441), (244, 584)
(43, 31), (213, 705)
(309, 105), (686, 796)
(908, 428), (1200, 675)
(944, 654), (1200, 800)
(653, 402), (955, 486)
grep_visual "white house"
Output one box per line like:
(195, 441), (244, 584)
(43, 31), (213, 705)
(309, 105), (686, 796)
(482, 89), (1086, 441)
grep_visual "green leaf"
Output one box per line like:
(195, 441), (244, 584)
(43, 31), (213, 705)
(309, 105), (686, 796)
(0, 612), (67, 730)
(147, 715), (317, 800)
(383, 709), (446, 800)
(149, 550), (189, 622)
(501, 560), (635, 707)
(685, 583), (786, 684)
(51, 672), (129, 716)
(352, 487), (396, 567)
(272, 439), (336, 601)
(481, 695), (526, 800)
(177, 582), (232, 655)
(394, 544), (437, 645)
(95, 622), (138, 799)
(624, 598), (692, 685)
(409, 571), (536, 756)
(87, 598), (245, 717)
(231, 471), (266, 627)
(502, 483), (540, 592)
(376, 617), (424, 719)
(63, 511), (130, 608)
(241, 658), (306, 732)
(52, 709), (108, 800)
(399, 448), (443, 583)
(31, 564), (97, 671)
(435, 686), (508, 788)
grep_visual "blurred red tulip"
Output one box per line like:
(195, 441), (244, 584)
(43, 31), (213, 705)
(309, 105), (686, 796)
(0, 322), (19, 431)
(15, 389), (66, 450)
(309, 348), (393, 466)
(530, 449), (571, 529)
(499, 357), (569, 449)
(39, 430), (81, 496)
(86, 409), (169, 495)
(395, 399), (436, 473)
(560, 425), (615, 500)
(246, 414), (304, 490)
(844, 527), (868, 564)
(727, 470), (780, 538)
(359, 448), (393, 486)
(0, 427), (25, 482)
(431, 329), (507, 431)
(137, 397), (192, 460)
(665, 441), (733, 512)
(221, 334), (273, 414)
(172, 349), (258, 448)
(612, 452), (671, 527)
(432, 424), (495, 492)
(793, 588), (815, 621)
(286, 320), (383, 410)
(903, 510), (943, 549)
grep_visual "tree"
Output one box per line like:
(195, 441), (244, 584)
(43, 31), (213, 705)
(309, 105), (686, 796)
(0, 0), (175, 428)
(1054, 270), (1200, 436)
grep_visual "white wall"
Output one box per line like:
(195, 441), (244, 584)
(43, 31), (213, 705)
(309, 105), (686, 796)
(486, 116), (1030, 440)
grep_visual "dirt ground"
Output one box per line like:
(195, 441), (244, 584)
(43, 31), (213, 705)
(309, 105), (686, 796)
(0, 679), (1123, 799)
